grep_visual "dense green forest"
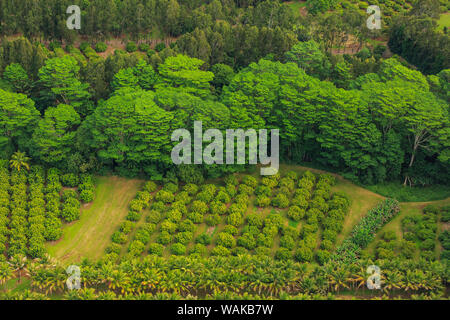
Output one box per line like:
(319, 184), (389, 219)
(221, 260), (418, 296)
(0, 1), (448, 187)
(0, 0), (449, 301)
(0, 40), (448, 186)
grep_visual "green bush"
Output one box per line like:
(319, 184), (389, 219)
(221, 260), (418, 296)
(183, 183), (198, 196)
(61, 173), (79, 187)
(62, 189), (78, 201)
(160, 220), (177, 234)
(147, 210), (163, 224)
(316, 249), (331, 265)
(126, 210), (142, 221)
(130, 199), (145, 212)
(241, 175), (257, 188)
(148, 243), (164, 256)
(143, 181), (158, 193)
(211, 245), (231, 257)
(155, 42), (166, 52)
(163, 182), (178, 193)
(79, 42), (90, 51)
(190, 243), (207, 256)
(157, 231), (172, 245)
(295, 246), (314, 262)
(237, 233), (257, 250)
(187, 211), (204, 224)
(170, 243), (186, 255)
(223, 225), (238, 235)
(275, 248), (292, 260)
(179, 219), (196, 233)
(139, 43), (150, 52)
(128, 240), (145, 256)
(210, 201), (227, 215)
(155, 190), (175, 203)
(287, 206), (305, 221)
(61, 206), (80, 222)
(105, 243), (122, 255)
(205, 214), (221, 226)
(134, 229), (151, 244)
(166, 209), (182, 223)
(174, 231), (193, 245)
(79, 189), (94, 203)
(120, 221), (135, 234)
(191, 200), (209, 215)
(227, 213), (244, 227)
(175, 191), (191, 204)
(95, 42), (108, 53)
(126, 41), (138, 53)
(247, 214), (263, 228)
(111, 231), (128, 244)
(271, 193), (289, 208)
(195, 233), (212, 245)
(216, 232), (236, 248)
(279, 235), (295, 250)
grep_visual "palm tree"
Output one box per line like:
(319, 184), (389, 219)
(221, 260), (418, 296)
(383, 270), (402, 294)
(8, 255), (30, 284)
(328, 268), (350, 293)
(9, 151), (30, 172)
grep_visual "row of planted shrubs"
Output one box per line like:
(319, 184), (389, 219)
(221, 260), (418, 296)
(0, 160), (95, 259)
(107, 181), (158, 260)
(106, 170), (350, 264)
(0, 162), (64, 258)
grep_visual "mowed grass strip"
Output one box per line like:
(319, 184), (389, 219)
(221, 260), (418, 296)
(47, 176), (144, 263)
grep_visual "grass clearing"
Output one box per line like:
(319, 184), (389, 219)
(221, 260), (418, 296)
(437, 12), (450, 32)
(47, 176), (143, 263)
(286, 1), (307, 17)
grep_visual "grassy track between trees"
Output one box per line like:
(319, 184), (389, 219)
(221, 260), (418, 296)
(47, 176), (144, 263)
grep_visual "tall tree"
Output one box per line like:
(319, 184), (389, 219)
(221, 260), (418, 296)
(31, 104), (81, 167)
(38, 55), (92, 115)
(0, 89), (40, 157)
